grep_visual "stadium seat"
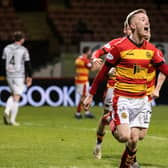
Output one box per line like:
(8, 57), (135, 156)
(47, 0), (168, 50)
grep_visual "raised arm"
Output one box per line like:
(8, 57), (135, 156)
(91, 38), (120, 68)
(152, 49), (168, 76)
(83, 44), (120, 109)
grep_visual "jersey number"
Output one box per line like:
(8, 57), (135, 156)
(9, 56), (15, 65)
(133, 64), (141, 74)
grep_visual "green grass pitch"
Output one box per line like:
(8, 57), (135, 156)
(0, 106), (168, 168)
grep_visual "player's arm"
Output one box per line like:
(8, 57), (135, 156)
(25, 61), (32, 87)
(152, 72), (166, 98)
(85, 59), (101, 71)
(83, 62), (112, 109)
(0, 49), (6, 80)
(91, 49), (106, 69)
(153, 49), (168, 76)
(84, 47), (120, 109)
(0, 59), (6, 80)
(24, 49), (32, 87)
(92, 48), (107, 59)
(91, 42), (111, 66)
(91, 39), (117, 60)
(91, 39), (118, 68)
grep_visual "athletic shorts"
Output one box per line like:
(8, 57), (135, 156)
(104, 87), (114, 112)
(113, 95), (152, 129)
(7, 78), (26, 96)
(76, 82), (89, 96)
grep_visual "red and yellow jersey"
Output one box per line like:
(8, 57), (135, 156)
(75, 56), (92, 84)
(105, 37), (164, 98)
(107, 76), (116, 88)
(147, 49), (163, 100)
(91, 38), (123, 59)
(147, 64), (156, 97)
(103, 38), (123, 53)
(107, 68), (116, 88)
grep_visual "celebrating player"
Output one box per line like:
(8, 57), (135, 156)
(92, 22), (132, 160)
(84, 9), (168, 167)
(2, 31), (32, 126)
(75, 46), (97, 119)
(131, 28), (166, 168)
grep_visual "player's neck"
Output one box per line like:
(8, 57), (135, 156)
(15, 41), (22, 45)
(130, 34), (144, 45)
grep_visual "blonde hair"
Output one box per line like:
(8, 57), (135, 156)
(125, 9), (147, 26)
(124, 20), (129, 29)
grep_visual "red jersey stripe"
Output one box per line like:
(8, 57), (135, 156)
(116, 76), (146, 84)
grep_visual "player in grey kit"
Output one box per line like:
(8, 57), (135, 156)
(2, 31), (32, 126)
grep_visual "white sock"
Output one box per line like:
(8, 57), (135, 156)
(96, 143), (101, 148)
(10, 101), (19, 123)
(85, 111), (90, 115)
(4, 96), (14, 115)
(76, 112), (81, 116)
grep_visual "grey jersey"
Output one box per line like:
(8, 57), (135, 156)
(2, 43), (30, 78)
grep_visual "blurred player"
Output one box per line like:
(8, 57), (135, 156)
(92, 23), (131, 159)
(75, 46), (96, 119)
(2, 31), (32, 126)
(84, 9), (168, 168)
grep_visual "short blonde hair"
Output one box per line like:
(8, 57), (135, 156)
(124, 20), (129, 29)
(125, 9), (147, 26)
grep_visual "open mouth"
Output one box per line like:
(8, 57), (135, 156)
(144, 27), (149, 31)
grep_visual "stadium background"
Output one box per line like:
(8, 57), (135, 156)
(0, 0), (168, 106)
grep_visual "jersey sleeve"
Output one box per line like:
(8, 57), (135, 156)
(103, 38), (120, 53)
(23, 48), (30, 61)
(105, 45), (120, 65)
(152, 48), (164, 67)
(91, 38), (121, 59)
(103, 41), (113, 53)
(89, 46), (120, 95)
(91, 49), (106, 59)
(89, 62), (112, 95)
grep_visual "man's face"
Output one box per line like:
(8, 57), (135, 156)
(143, 29), (151, 41)
(130, 12), (150, 38)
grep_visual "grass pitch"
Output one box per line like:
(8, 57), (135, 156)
(0, 106), (168, 168)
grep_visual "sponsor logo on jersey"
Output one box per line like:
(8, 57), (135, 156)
(126, 52), (134, 56)
(146, 51), (152, 58)
(106, 53), (114, 60)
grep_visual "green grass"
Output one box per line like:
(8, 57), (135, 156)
(0, 106), (168, 168)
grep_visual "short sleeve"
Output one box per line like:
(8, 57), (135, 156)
(152, 48), (164, 66)
(105, 45), (120, 65)
(24, 48), (30, 61)
(103, 42), (112, 53)
(103, 39), (117, 53)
